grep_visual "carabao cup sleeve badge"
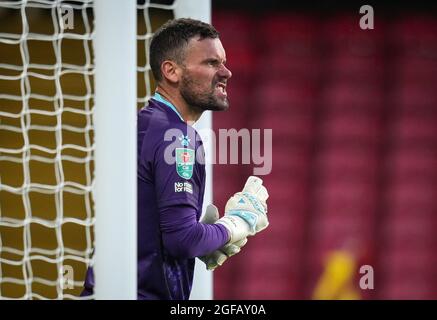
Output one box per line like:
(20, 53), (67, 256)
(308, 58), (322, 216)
(176, 148), (195, 179)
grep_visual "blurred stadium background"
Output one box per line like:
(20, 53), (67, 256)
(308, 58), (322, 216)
(1, 0), (437, 299)
(212, 0), (437, 299)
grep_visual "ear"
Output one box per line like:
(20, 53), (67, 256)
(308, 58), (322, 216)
(160, 60), (181, 84)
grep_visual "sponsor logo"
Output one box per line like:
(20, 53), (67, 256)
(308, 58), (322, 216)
(174, 181), (193, 194)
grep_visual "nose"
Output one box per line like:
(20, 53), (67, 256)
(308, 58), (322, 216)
(219, 64), (232, 79)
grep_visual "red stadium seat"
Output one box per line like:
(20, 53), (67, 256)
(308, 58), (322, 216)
(391, 84), (437, 115)
(389, 15), (437, 57)
(382, 216), (435, 250)
(268, 146), (312, 174)
(379, 278), (435, 300)
(258, 111), (314, 143)
(380, 248), (435, 278)
(253, 80), (318, 113)
(259, 13), (320, 54)
(316, 147), (379, 179)
(319, 111), (382, 144)
(387, 147), (437, 181)
(394, 57), (437, 85)
(323, 14), (385, 55)
(322, 82), (384, 114)
(212, 11), (253, 43)
(391, 115), (437, 145)
(260, 52), (321, 82)
(386, 180), (436, 208)
(325, 53), (385, 83)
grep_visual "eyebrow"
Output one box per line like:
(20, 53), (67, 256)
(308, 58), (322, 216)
(203, 57), (226, 64)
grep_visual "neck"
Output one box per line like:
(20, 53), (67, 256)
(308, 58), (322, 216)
(155, 84), (203, 125)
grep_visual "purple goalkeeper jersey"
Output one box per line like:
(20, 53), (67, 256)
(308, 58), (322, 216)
(82, 94), (229, 300)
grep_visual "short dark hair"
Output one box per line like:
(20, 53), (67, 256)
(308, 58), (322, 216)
(149, 18), (219, 82)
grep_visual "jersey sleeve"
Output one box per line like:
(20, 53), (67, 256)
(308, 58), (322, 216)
(160, 204), (229, 258)
(153, 132), (203, 210)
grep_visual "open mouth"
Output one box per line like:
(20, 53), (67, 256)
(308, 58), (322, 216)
(216, 82), (227, 94)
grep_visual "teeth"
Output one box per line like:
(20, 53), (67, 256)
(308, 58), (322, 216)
(216, 84), (226, 94)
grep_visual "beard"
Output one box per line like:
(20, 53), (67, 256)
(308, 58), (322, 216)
(180, 73), (229, 112)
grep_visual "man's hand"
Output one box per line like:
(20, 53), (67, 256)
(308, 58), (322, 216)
(199, 204), (247, 270)
(199, 176), (269, 270)
(216, 176), (269, 243)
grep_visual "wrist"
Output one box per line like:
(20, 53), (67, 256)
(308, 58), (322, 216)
(216, 216), (250, 243)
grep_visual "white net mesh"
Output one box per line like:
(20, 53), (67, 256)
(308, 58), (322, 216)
(0, 0), (175, 299)
(0, 0), (95, 300)
(137, 0), (175, 108)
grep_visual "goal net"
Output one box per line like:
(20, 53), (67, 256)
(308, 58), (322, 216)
(0, 0), (184, 299)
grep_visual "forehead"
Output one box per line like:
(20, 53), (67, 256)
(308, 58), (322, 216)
(184, 37), (226, 62)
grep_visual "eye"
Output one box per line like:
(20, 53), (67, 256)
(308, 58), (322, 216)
(207, 59), (220, 67)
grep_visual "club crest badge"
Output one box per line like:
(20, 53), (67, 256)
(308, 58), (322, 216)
(179, 135), (191, 147)
(176, 148), (195, 179)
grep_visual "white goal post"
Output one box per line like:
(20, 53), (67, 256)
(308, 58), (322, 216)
(93, 0), (137, 300)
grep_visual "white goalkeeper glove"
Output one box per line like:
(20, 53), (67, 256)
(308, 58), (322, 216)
(199, 204), (248, 270)
(216, 176), (269, 243)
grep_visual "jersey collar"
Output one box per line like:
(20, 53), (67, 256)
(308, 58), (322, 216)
(152, 92), (185, 122)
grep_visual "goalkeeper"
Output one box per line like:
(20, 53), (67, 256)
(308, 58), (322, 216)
(82, 18), (269, 300)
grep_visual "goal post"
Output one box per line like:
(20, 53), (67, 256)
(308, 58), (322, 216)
(93, 0), (137, 300)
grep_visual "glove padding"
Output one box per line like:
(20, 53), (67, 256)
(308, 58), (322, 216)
(199, 204), (247, 271)
(216, 176), (269, 243)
